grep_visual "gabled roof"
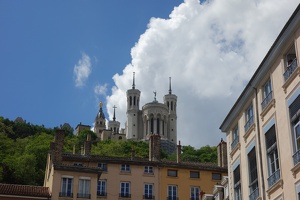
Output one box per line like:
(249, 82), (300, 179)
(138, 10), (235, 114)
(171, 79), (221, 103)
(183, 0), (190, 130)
(0, 183), (51, 198)
(220, 3), (300, 132)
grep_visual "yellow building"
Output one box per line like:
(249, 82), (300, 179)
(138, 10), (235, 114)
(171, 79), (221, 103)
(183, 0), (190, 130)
(220, 4), (300, 200)
(44, 130), (227, 200)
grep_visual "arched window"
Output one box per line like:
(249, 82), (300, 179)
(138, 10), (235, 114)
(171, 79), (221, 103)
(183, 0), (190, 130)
(134, 96), (136, 106)
(171, 101), (173, 111)
(130, 96), (132, 106)
(157, 118), (160, 134)
(150, 118), (154, 134)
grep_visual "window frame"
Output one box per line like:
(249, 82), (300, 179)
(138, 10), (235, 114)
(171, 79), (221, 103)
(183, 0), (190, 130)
(144, 166), (154, 174)
(190, 186), (200, 200)
(78, 178), (90, 198)
(97, 180), (107, 196)
(98, 163), (107, 172)
(212, 173), (221, 180)
(190, 171), (200, 178)
(167, 169), (178, 177)
(233, 166), (241, 200)
(144, 183), (154, 199)
(120, 182), (130, 198)
(120, 164), (130, 172)
(60, 177), (73, 197)
(167, 185), (178, 199)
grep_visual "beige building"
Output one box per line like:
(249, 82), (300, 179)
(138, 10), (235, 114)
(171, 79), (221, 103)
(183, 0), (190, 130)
(220, 4), (300, 200)
(44, 130), (227, 200)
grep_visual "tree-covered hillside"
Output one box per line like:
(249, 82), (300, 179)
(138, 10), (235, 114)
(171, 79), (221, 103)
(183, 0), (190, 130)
(0, 116), (217, 186)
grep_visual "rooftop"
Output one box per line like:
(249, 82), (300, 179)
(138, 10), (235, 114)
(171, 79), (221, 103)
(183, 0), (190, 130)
(0, 183), (51, 198)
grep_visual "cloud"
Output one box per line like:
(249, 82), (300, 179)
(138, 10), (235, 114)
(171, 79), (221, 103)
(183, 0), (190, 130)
(106, 0), (299, 148)
(73, 52), (92, 88)
(94, 83), (108, 96)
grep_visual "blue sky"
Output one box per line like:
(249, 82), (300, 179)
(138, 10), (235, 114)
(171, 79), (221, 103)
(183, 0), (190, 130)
(1, 0), (299, 148)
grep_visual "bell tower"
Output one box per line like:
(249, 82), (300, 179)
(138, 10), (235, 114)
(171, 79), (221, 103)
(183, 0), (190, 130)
(163, 77), (177, 144)
(94, 102), (106, 138)
(126, 72), (141, 140)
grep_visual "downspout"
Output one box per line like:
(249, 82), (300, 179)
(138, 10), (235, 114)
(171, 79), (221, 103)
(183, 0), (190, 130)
(253, 87), (266, 200)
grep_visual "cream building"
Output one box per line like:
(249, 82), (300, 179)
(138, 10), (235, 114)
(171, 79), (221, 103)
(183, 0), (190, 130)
(220, 4), (300, 200)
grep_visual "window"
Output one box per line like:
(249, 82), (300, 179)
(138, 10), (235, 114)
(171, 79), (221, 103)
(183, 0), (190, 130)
(168, 185), (177, 200)
(78, 178), (90, 199)
(167, 169), (177, 177)
(265, 125), (280, 188)
(97, 180), (106, 196)
(144, 166), (154, 174)
(232, 125), (239, 150)
(190, 171), (200, 178)
(144, 183), (154, 199)
(212, 173), (221, 180)
(120, 182), (130, 198)
(98, 163), (107, 172)
(262, 79), (273, 110)
(245, 104), (254, 132)
(248, 148), (259, 200)
(190, 187), (200, 200)
(234, 166), (241, 200)
(60, 177), (73, 197)
(289, 94), (300, 165)
(284, 45), (297, 81)
(121, 164), (130, 172)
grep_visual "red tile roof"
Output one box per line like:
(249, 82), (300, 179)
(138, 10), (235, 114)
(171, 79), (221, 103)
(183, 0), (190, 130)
(0, 183), (50, 198)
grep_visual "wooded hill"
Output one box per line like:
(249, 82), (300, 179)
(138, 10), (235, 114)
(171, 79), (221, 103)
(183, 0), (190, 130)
(0, 116), (217, 186)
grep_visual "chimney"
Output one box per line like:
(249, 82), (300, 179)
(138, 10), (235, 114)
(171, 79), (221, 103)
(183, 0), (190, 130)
(131, 145), (135, 160)
(177, 140), (182, 163)
(84, 133), (91, 156)
(217, 138), (227, 167)
(50, 129), (65, 164)
(149, 134), (161, 161)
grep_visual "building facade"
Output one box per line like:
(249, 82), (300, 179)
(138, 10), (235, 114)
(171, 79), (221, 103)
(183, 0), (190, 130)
(220, 4), (300, 200)
(44, 130), (227, 200)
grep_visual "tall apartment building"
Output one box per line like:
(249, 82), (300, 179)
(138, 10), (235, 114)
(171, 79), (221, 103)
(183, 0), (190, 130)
(44, 130), (227, 200)
(220, 4), (300, 200)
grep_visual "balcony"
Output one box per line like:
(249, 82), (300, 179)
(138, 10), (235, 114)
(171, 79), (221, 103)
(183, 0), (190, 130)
(249, 187), (259, 200)
(268, 169), (280, 188)
(59, 192), (73, 198)
(284, 58), (298, 81)
(143, 194), (155, 199)
(77, 193), (91, 199)
(231, 135), (239, 150)
(167, 197), (178, 200)
(293, 149), (300, 165)
(244, 116), (254, 133)
(261, 91), (273, 111)
(119, 193), (131, 198)
(97, 191), (107, 197)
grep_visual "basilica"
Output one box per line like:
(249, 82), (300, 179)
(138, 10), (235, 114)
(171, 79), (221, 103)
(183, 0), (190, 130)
(77, 73), (178, 153)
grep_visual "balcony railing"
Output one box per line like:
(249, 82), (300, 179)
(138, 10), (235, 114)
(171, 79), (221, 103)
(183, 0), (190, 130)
(143, 194), (155, 199)
(190, 197), (200, 200)
(77, 193), (91, 199)
(261, 91), (273, 110)
(293, 149), (300, 165)
(231, 135), (239, 150)
(59, 192), (73, 197)
(167, 197), (178, 200)
(249, 187), (259, 200)
(268, 169), (280, 188)
(97, 191), (107, 196)
(284, 58), (298, 81)
(244, 116), (254, 133)
(119, 193), (131, 198)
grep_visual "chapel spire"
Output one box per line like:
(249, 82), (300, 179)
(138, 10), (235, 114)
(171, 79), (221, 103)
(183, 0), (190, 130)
(113, 105), (117, 121)
(169, 77), (172, 94)
(132, 72), (135, 89)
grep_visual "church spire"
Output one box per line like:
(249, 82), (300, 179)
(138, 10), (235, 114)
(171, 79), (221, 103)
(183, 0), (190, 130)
(169, 77), (172, 94)
(132, 72), (135, 89)
(113, 105), (117, 121)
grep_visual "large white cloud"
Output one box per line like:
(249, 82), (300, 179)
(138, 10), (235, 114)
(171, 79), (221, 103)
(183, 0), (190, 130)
(106, 0), (299, 148)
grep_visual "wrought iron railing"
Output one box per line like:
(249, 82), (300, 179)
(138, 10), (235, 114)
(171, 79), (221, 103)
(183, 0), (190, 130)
(244, 116), (254, 133)
(293, 149), (300, 165)
(119, 193), (131, 198)
(249, 187), (259, 200)
(77, 193), (91, 199)
(166, 197), (178, 200)
(261, 91), (273, 110)
(267, 169), (280, 188)
(143, 194), (155, 199)
(59, 192), (73, 197)
(97, 191), (107, 196)
(231, 135), (239, 150)
(284, 58), (298, 81)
